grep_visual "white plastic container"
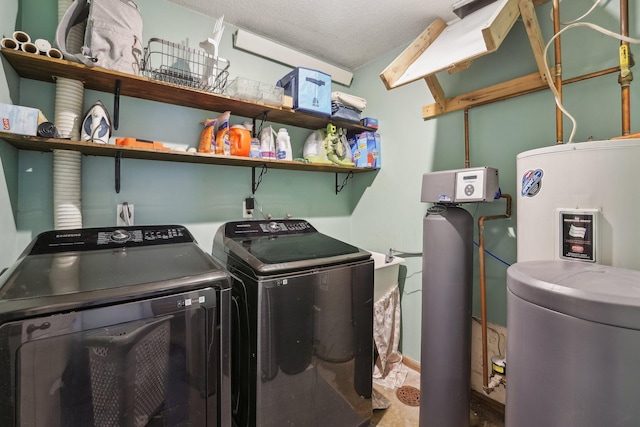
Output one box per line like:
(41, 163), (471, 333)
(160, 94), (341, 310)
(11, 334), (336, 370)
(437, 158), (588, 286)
(259, 126), (275, 159)
(225, 77), (284, 107)
(276, 128), (292, 161)
(369, 251), (404, 302)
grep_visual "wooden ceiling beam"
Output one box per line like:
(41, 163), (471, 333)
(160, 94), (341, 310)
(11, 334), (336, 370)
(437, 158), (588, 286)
(520, 0), (549, 81)
(379, 18), (447, 90)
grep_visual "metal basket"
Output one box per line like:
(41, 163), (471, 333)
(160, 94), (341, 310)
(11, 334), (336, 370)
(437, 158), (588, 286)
(83, 317), (172, 427)
(142, 38), (230, 94)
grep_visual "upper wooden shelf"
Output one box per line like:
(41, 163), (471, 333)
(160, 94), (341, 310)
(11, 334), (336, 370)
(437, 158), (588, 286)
(0, 131), (375, 174)
(1, 48), (374, 132)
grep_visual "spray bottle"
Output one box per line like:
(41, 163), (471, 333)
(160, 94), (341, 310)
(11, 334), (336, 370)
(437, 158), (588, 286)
(276, 128), (293, 161)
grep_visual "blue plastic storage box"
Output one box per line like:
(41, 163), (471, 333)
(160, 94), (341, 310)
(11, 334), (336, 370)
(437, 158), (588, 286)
(277, 67), (331, 116)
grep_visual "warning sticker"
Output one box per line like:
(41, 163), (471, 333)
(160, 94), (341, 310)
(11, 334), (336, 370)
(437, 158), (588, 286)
(560, 212), (595, 262)
(521, 169), (543, 197)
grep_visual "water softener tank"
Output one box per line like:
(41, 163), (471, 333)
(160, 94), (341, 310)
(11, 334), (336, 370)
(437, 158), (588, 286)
(420, 205), (473, 427)
(506, 260), (640, 427)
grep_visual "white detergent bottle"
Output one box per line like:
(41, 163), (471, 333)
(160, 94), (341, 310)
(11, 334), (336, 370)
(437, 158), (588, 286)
(259, 126), (276, 159)
(276, 128), (292, 161)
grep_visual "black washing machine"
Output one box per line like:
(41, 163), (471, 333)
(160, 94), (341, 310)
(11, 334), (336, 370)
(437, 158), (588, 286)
(0, 225), (231, 427)
(212, 219), (374, 427)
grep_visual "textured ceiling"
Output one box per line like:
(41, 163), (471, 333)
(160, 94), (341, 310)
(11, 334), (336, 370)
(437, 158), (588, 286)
(168, 0), (461, 71)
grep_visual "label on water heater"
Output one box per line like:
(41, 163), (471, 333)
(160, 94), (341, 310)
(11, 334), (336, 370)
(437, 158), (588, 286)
(557, 209), (598, 262)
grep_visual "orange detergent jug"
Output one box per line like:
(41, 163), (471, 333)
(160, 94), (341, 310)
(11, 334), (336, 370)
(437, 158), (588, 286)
(229, 126), (251, 157)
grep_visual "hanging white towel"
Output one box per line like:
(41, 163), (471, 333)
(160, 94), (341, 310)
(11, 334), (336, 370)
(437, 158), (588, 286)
(372, 284), (408, 389)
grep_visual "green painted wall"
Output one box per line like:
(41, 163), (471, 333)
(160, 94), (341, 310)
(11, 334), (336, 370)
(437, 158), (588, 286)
(11, 0), (358, 252)
(349, 1), (640, 359)
(2, 0), (639, 363)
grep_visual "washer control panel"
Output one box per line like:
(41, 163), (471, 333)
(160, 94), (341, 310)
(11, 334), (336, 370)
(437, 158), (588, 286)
(226, 220), (315, 238)
(421, 167), (500, 204)
(29, 225), (193, 254)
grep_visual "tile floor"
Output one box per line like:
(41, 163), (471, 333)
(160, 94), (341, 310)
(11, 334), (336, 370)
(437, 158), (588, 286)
(371, 366), (504, 427)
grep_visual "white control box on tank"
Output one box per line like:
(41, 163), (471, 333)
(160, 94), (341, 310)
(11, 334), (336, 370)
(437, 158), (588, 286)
(421, 166), (500, 204)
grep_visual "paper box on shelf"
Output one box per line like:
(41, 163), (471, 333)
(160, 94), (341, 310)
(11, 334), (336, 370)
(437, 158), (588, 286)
(361, 117), (378, 129)
(0, 103), (46, 136)
(371, 133), (381, 168)
(349, 133), (368, 167)
(351, 132), (381, 168)
(277, 67), (331, 116)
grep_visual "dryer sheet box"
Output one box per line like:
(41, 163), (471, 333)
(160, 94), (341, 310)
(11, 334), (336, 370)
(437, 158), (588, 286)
(0, 103), (46, 136)
(277, 67), (332, 116)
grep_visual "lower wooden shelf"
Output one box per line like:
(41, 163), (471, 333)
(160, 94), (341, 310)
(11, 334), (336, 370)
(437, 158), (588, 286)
(0, 132), (376, 174)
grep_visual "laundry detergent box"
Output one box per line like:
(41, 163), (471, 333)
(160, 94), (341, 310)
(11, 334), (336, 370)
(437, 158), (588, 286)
(350, 132), (369, 167)
(352, 132), (381, 168)
(0, 103), (45, 136)
(372, 133), (381, 168)
(277, 67), (331, 116)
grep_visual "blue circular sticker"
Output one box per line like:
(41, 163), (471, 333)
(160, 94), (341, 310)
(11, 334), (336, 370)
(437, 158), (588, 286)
(521, 169), (543, 197)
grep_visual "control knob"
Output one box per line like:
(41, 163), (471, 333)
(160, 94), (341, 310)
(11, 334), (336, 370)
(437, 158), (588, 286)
(111, 229), (131, 242)
(268, 222), (280, 231)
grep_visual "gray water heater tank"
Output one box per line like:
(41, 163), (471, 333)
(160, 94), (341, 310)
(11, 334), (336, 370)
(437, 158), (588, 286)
(506, 260), (640, 427)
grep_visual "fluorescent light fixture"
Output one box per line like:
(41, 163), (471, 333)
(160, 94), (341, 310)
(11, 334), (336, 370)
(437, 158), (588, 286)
(233, 29), (353, 86)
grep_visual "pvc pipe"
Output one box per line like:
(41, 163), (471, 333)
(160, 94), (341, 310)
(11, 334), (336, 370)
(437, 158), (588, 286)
(20, 41), (38, 54)
(12, 30), (30, 45)
(47, 48), (63, 59)
(0, 37), (19, 50)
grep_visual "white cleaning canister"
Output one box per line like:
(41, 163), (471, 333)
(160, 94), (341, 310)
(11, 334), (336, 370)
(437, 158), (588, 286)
(260, 126), (276, 159)
(276, 128), (292, 161)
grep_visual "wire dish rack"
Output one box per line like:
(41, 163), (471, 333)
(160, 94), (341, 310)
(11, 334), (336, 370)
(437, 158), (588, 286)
(142, 38), (230, 94)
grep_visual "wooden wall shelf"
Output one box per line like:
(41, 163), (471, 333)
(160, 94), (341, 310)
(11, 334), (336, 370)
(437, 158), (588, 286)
(1, 48), (374, 133)
(1, 48), (377, 193)
(0, 132), (375, 174)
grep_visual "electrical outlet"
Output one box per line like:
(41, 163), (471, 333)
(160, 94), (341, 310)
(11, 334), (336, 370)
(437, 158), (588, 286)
(242, 200), (253, 218)
(117, 203), (134, 226)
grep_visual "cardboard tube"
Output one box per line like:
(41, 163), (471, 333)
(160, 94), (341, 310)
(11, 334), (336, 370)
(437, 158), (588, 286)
(47, 48), (63, 59)
(20, 42), (38, 54)
(12, 30), (30, 44)
(1, 38), (19, 50)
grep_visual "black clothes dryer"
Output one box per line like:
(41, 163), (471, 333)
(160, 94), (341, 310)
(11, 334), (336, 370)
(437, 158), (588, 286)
(0, 225), (231, 427)
(212, 219), (374, 427)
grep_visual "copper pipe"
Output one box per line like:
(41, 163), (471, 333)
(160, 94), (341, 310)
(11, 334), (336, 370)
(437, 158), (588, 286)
(552, 0), (563, 143)
(478, 193), (512, 393)
(464, 108), (470, 168)
(620, 0), (631, 135)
